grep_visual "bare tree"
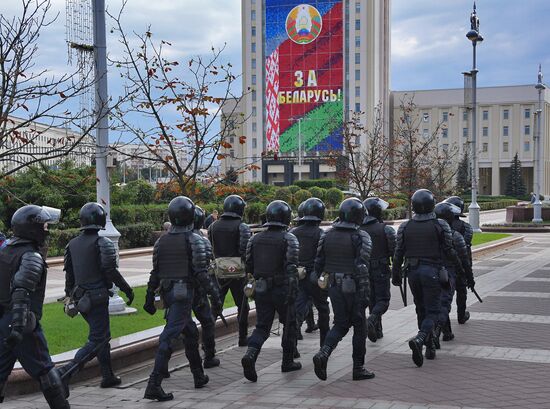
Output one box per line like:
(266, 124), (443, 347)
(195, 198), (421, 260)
(428, 142), (460, 199)
(0, 0), (98, 178)
(329, 105), (392, 199)
(109, 4), (251, 197)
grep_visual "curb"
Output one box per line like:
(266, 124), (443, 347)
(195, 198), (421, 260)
(471, 235), (524, 259)
(47, 246), (154, 267)
(481, 227), (550, 233)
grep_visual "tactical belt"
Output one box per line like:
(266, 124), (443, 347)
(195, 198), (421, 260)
(369, 258), (389, 268)
(255, 275), (288, 288)
(328, 272), (353, 285)
(406, 257), (442, 268)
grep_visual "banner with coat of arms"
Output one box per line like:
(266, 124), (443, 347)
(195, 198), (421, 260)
(265, 1), (344, 154)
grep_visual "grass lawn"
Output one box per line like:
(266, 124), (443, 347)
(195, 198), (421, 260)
(472, 232), (511, 246)
(42, 286), (236, 355)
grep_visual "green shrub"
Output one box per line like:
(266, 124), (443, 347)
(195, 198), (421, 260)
(382, 206), (407, 220)
(244, 202), (266, 224)
(387, 198), (407, 209)
(111, 204), (167, 228)
(274, 187), (292, 203)
(309, 186), (326, 200)
(200, 203), (222, 216)
(294, 189), (312, 206)
(464, 199), (517, 211)
(118, 223), (156, 249)
(288, 185), (301, 194)
(47, 227), (81, 257)
(325, 187), (344, 208)
(295, 179), (336, 189)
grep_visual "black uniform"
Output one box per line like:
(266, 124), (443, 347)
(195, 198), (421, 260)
(0, 205), (69, 409)
(291, 222), (330, 346)
(452, 218), (474, 323)
(208, 214), (251, 345)
(63, 230), (133, 387)
(360, 216), (395, 341)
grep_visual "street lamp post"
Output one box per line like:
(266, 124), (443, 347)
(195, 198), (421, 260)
(533, 65), (546, 223)
(298, 118), (302, 181)
(466, 2), (483, 232)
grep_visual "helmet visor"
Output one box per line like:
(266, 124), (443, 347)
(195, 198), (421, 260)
(447, 203), (461, 216)
(40, 206), (61, 224)
(378, 198), (390, 211)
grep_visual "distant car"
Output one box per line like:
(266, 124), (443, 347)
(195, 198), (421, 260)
(341, 190), (361, 198)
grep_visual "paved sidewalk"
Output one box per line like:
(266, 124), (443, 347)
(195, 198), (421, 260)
(9, 231), (550, 408)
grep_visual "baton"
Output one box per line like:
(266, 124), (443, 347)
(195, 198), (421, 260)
(218, 312), (229, 327)
(60, 337), (111, 381)
(471, 287), (483, 303)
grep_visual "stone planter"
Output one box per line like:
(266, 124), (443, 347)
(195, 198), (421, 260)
(505, 206), (550, 222)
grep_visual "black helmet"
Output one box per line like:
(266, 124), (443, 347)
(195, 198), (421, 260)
(301, 197), (325, 222)
(168, 196), (195, 227)
(363, 197), (389, 221)
(335, 198), (365, 229)
(264, 200), (292, 228)
(11, 205), (61, 244)
(223, 195), (246, 218)
(294, 201), (306, 223)
(79, 202), (107, 230)
(194, 206), (205, 230)
(444, 196), (466, 216)
(434, 202), (462, 224)
(411, 189), (436, 215)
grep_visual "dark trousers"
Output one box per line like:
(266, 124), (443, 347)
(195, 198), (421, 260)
(152, 289), (196, 376)
(248, 286), (296, 352)
(74, 299), (112, 374)
(323, 285), (367, 364)
(295, 275), (330, 346)
(455, 274), (468, 319)
(369, 265), (391, 318)
(192, 290), (215, 354)
(0, 313), (54, 384)
(219, 277), (248, 339)
(408, 263), (442, 335)
(439, 267), (457, 326)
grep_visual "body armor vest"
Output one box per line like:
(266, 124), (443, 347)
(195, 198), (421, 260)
(452, 219), (465, 235)
(292, 224), (321, 268)
(403, 220), (441, 259)
(323, 229), (356, 274)
(252, 230), (285, 278)
(361, 222), (389, 260)
(211, 218), (241, 257)
(156, 233), (190, 279)
(68, 233), (103, 286)
(0, 242), (47, 317)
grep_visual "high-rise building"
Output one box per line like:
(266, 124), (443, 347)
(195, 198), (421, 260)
(226, 0), (390, 185)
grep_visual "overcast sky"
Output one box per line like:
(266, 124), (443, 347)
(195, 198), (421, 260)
(3, 0), (549, 99)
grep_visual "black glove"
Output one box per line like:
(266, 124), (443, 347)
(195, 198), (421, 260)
(357, 282), (369, 309)
(467, 276), (476, 290)
(124, 288), (135, 306)
(210, 294), (223, 318)
(286, 276), (298, 304)
(143, 289), (156, 315)
(4, 326), (24, 348)
(391, 267), (402, 287)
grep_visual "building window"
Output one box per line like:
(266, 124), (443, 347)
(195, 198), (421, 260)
(482, 143), (488, 152)
(251, 42), (256, 53)
(355, 69), (360, 81)
(252, 90), (256, 101)
(482, 110), (488, 121)
(251, 58), (256, 69)
(252, 74), (256, 85)
(252, 138), (257, 149)
(503, 109), (509, 120)
(463, 110), (468, 121)
(252, 122), (257, 132)
(463, 127), (468, 137)
(442, 112), (448, 122)
(482, 126), (488, 137)
(251, 26), (256, 37)
(355, 19), (360, 30)
(423, 129), (429, 138)
(524, 141), (530, 151)
(503, 142), (509, 152)
(422, 112), (429, 122)
(229, 136), (234, 144)
(252, 107), (257, 117)
(442, 128), (448, 138)
(443, 144), (449, 151)
(230, 149), (235, 158)
(525, 125), (530, 135)
(355, 36), (360, 48)
(525, 108), (531, 119)
(355, 103), (361, 112)
(355, 53), (360, 65)
(502, 126), (509, 137)
(251, 10), (256, 21)
(355, 135), (360, 145)
(355, 86), (360, 97)
(355, 1), (361, 13)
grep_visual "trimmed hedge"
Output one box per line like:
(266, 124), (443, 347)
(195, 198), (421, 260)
(295, 179), (337, 189)
(464, 199), (517, 211)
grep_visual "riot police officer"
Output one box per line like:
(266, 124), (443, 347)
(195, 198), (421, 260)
(0, 205), (69, 408)
(392, 189), (462, 367)
(241, 200), (301, 382)
(434, 202), (472, 345)
(444, 196), (475, 324)
(143, 196), (222, 401)
(312, 198), (374, 382)
(61, 203), (134, 388)
(291, 198), (329, 350)
(208, 195), (251, 346)
(361, 197), (395, 342)
(190, 206), (220, 368)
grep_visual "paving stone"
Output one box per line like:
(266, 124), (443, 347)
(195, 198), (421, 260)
(499, 280), (550, 293)
(469, 295), (550, 315)
(526, 269), (550, 278)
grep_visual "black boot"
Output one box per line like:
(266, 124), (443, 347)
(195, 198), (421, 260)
(191, 368), (209, 389)
(376, 319), (384, 339)
(241, 347), (260, 382)
(143, 374), (173, 402)
(458, 311), (470, 325)
(293, 345), (301, 359)
(305, 309), (318, 333)
(366, 314), (378, 343)
(352, 356), (375, 381)
(99, 360), (121, 388)
(40, 369), (70, 409)
(442, 319), (455, 341)
(313, 345), (333, 381)
(238, 336), (248, 347)
(433, 325), (441, 350)
(425, 333), (436, 360)
(281, 350), (302, 373)
(203, 349), (220, 369)
(408, 332), (426, 367)
(297, 328), (304, 340)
